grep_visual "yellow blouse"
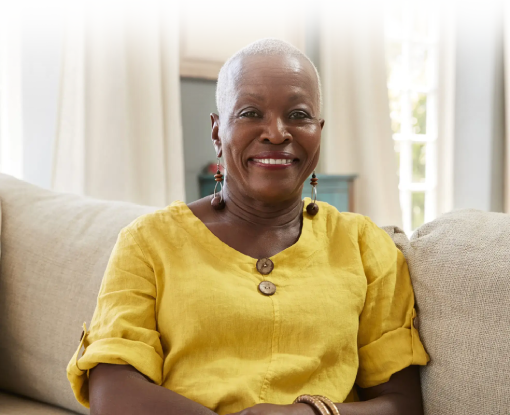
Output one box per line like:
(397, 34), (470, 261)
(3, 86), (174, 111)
(67, 198), (429, 414)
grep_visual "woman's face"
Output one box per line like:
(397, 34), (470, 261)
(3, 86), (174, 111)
(211, 54), (324, 204)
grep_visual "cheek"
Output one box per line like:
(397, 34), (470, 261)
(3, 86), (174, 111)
(295, 125), (322, 152)
(221, 126), (252, 168)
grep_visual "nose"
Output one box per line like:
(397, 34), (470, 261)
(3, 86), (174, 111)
(260, 116), (292, 144)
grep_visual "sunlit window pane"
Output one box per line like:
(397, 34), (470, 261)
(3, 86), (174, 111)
(384, 0), (402, 22)
(385, 2), (437, 235)
(386, 42), (403, 87)
(411, 9), (429, 39)
(394, 140), (401, 179)
(388, 89), (402, 133)
(411, 92), (427, 134)
(410, 45), (428, 87)
(412, 192), (425, 230)
(412, 143), (426, 182)
(384, 2), (404, 39)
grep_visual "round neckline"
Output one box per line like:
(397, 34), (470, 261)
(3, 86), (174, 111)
(172, 198), (316, 266)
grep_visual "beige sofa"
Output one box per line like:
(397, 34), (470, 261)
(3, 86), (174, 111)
(0, 173), (509, 415)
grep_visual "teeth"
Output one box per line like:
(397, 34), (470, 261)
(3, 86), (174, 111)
(253, 158), (294, 165)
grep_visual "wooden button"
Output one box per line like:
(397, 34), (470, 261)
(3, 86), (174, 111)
(258, 281), (276, 296)
(413, 317), (419, 330)
(256, 258), (274, 275)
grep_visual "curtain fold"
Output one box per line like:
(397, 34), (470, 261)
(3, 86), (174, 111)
(53, 1), (185, 206)
(319, 1), (402, 227)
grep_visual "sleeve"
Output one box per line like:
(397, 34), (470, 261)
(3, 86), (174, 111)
(66, 226), (164, 408)
(356, 217), (430, 389)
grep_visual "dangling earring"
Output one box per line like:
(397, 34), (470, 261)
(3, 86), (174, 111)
(306, 171), (319, 216)
(211, 157), (225, 210)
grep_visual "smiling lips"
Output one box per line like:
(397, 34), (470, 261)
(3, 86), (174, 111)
(248, 152), (298, 169)
(249, 158), (298, 169)
(253, 158), (293, 165)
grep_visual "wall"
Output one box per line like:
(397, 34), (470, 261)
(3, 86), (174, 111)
(21, 9), (62, 190)
(453, 2), (506, 212)
(180, 78), (217, 202)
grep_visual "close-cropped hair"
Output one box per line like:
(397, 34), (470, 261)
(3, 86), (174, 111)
(215, 38), (323, 116)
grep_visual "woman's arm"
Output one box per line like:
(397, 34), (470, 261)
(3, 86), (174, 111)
(89, 364), (217, 415)
(336, 365), (424, 415)
(228, 366), (423, 415)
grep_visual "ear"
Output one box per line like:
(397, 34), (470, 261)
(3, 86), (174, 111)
(210, 113), (222, 158)
(319, 118), (325, 130)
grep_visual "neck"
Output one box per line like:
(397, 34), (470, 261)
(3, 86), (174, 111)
(220, 180), (304, 229)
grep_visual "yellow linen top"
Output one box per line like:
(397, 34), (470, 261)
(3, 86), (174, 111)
(67, 198), (429, 414)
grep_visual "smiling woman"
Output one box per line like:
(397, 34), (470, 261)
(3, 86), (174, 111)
(210, 42), (323, 216)
(67, 38), (429, 415)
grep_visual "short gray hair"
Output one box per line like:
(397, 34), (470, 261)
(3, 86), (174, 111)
(215, 38), (322, 116)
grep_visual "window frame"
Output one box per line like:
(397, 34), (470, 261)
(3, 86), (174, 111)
(385, 3), (441, 234)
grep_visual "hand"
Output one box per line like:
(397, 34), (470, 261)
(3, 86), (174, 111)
(227, 403), (315, 415)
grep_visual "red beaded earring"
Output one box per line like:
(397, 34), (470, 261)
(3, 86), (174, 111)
(211, 158), (225, 210)
(306, 171), (319, 216)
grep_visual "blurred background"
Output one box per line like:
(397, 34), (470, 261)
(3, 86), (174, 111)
(0, 0), (508, 233)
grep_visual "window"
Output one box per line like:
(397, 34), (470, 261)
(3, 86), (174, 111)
(385, 2), (439, 234)
(0, 3), (23, 179)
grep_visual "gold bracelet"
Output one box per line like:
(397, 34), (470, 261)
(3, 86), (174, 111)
(313, 395), (340, 415)
(293, 394), (331, 415)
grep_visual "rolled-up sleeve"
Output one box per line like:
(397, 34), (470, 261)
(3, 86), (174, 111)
(356, 217), (429, 389)
(66, 226), (163, 408)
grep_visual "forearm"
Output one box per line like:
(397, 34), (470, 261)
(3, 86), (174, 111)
(90, 364), (216, 415)
(330, 365), (423, 415)
(334, 393), (423, 415)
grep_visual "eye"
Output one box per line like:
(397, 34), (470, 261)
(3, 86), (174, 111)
(289, 111), (310, 119)
(240, 111), (260, 118)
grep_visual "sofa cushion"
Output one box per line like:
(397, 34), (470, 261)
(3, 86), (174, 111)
(0, 391), (79, 414)
(384, 209), (510, 415)
(0, 174), (159, 414)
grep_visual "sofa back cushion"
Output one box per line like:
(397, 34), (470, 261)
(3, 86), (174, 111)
(0, 174), (158, 414)
(384, 209), (510, 415)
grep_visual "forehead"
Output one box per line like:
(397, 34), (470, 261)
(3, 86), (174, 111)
(228, 54), (319, 105)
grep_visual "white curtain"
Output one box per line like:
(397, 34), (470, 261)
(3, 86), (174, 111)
(0, 3), (23, 179)
(53, 1), (185, 206)
(505, 3), (510, 214)
(319, 1), (402, 227)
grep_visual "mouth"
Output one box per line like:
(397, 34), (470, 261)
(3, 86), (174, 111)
(248, 152), (299, 169)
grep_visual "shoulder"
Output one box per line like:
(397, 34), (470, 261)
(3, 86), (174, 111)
(359, 215), (397, 252)
(315, 200), (366, 238)
(120, 200), (189, 242)
(315, 201), (394, 250)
